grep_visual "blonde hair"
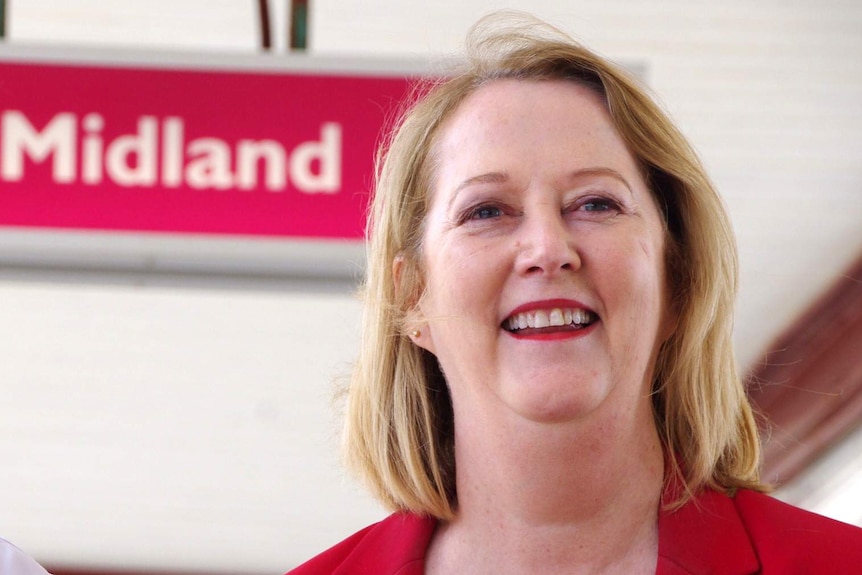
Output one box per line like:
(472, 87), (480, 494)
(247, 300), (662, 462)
(344, 12), (766, 520)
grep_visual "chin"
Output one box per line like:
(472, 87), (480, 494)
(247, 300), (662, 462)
(508, 391), (610, 426)
(498, 369), (608, 418)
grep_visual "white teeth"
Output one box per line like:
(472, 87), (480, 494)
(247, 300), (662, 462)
(573, 309), (589, 325)
(533, 310), (550, 328)
(505, 307), (595, 331)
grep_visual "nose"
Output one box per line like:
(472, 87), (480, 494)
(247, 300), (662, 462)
(514, 207), (581, 277)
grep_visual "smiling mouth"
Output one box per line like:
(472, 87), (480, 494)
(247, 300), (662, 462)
(503, 307), (598, 333)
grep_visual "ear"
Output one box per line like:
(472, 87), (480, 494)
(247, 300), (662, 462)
(392, 253), (406, 293)
(393, 253), (435, 354)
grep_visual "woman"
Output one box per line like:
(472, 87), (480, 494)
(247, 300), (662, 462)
(289, 13), (862, 574)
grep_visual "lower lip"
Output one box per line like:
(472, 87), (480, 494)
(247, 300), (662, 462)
(505, 322), (597, 341)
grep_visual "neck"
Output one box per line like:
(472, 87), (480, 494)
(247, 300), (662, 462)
(428, 401), (664, 574)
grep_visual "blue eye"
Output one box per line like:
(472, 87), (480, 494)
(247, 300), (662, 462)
(583, 200), (611, 211)
(580, 197), (619, 212)
(470, 205), (503, 219)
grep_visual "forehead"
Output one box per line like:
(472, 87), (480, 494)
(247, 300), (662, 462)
(431, 79), (642, 186)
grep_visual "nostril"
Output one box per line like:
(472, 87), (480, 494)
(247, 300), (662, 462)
(522, 257), (579, 276)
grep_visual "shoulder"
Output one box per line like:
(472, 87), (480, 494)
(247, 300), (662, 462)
(285, 512), (437, 575)
(733, 489), (862, 569)
(285, 522), (379, 574)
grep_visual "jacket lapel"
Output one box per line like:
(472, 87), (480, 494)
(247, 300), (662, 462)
(332, 512), (436, 575)
(657, 488), (760, 575)
(328, 489), (761, 574)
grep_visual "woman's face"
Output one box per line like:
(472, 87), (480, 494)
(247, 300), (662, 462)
(412, 79), (673, 427)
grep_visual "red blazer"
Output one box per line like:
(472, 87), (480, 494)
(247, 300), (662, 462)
(287, 489), (862, 574)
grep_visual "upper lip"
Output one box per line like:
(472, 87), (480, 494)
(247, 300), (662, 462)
(502, 298), (597, 325)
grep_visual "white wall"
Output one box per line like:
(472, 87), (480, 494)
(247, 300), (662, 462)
(2, 1), (862, 572)
(0, 277), (382, 573)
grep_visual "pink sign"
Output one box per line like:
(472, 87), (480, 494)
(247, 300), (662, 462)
(0, 59), (413, 240)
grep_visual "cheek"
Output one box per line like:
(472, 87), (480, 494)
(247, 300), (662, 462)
(419, 241), (509, 349)
(426, 238), (498, 297)
(630, 253), (671, 345)
(599, 234), (667, 316)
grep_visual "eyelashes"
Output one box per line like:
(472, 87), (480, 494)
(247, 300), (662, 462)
(576, 196), (623, 213)
(462, 202), (507, 222)
(457, 194), (624, 225)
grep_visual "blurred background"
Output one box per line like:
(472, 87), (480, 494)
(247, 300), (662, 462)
(0, 1), (860, 573)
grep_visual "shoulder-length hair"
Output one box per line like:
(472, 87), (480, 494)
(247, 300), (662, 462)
(344, 12), (766, 520)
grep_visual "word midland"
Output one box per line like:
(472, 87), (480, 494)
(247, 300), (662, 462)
(0, 111), (342, 193)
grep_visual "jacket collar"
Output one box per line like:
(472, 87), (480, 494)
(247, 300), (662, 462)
(657, 487), (760, 574)
(333, 512), (434, 575)
(333, 488), (761, 575)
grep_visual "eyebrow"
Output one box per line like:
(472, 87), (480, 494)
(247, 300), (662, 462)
(450, 166), (634, 205)
(447, 171), (510, 211)
(453, 171), (510, 194)
(570, 167), (635, 198)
